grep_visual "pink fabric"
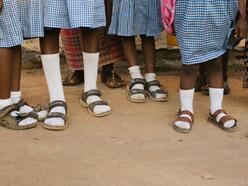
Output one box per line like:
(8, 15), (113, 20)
(161, 0), (176, 34)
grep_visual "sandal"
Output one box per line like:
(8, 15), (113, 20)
(101, 70), (125, 88)
(173, 110), (194, 133)
(42, 100), (68, 131)
(208, 109), (238, 132)
(127, 78), (147, 103)
(80, 90), (111, 117)
(146, 80), (168, 102)
(0, 104), (37, 130)
(16, 99), (47, 122)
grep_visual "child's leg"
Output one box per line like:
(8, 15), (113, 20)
(222, 51), (231, 94)
(9, 46), (37, 125)
(122, 36), (145, 100)
(0, 48), (13, 107)
(40, 29), (66, 127)
(175, 64), (198, 130)
(140, 35), (167, 100)
(81, 28), (111, 115)
(206, 57), (236, 129)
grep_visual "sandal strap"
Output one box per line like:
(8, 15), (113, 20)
(146, 80), (161, 88)
(175, 116), (193, 124)
(0, 104), (19, 118)
(129, 78), (146, 89)
(49, 100), (67, 113)
(178, 110), (194, 120)
(211, 109), (226, 119)
(129, 89), (147, 95)
(88, 100), (109, 112)
(149, 89), (167, 97)
(81, 90), (102, 102)
(16, 99), (27, 108)
(219, 115), (237, 126)
(46, 112), (67, 122)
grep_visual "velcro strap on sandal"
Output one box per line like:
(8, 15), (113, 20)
(146, 80), (161, 88)
(178, 110), (194, 120)
(219, 115), (236, 126)
(129, 89), (146, 95)
(176, 116), (193, 124)
(129, 78), (146, 89)
(46, 112), (67, 122)
(81, 90), (102, 102)
(211, 109), (226, 119)
(88, 100), (108, 112)
(16, 99), (27, 108)
(0, 104), (19, 118)
(48, 100), (68, 113)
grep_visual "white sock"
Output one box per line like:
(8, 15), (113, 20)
(209, 88), (235, 128)
(83, 52), (111, 115)
(175, 89), (194, 130)
(41, 53), (66, 127)
(145, 73), (167, 99)
(0, 98), (12, 110)
(0, 98), (36, 126)
(128, 66), (145, 100)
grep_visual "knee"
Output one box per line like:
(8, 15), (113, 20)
(181, 64), (198, 76)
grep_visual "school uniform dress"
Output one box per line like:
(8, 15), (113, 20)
(108, 0), (163, 37)
(174, 0), (238, 65)
(42, 0), (106, 29)
(0, 0), (44, 48)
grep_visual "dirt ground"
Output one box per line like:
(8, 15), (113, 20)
(0, 62), (247, 186)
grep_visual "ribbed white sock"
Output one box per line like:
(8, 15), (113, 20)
(128, 66), (145, 100)
(41, 53), (66, 127)
(209, 88), (235, 128)
(175, 89), (195, 130)
(145, 73), (167, 99)
(83, 52), (110, 115)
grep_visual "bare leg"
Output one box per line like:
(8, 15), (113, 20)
(11, 46), (22, 92)
(0, 48), (13, 99)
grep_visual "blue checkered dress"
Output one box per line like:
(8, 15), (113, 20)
(0, 0), (44, 47)
(174, 0), (238, 65)
(108, 0), (163, 37)
(43, 0), (106, 29)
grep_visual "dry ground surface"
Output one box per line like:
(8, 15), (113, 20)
(0, 60), (248, 186)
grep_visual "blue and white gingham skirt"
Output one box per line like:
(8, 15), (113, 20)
(0, 0), (44, 47)
(174, 0), (238, 65)
(43, 0), (106, 29)
(108, 0), (163, 37)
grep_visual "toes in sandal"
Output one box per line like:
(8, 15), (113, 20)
(0, 104), (37, 130)
(173, 110), (194, 133)
(80, 90), (111, 117)
(146, 80), (168, 102)
(127, 78), (147, 103)
(42, 100), (68, 131)
(208, 109), (238, 133)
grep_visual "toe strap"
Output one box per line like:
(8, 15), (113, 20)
(88, 100), (109, 112)
(46, 112), (67, 122)
(129, 89), (147, 96)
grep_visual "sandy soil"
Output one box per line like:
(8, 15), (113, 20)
(0, 64), (247, 186)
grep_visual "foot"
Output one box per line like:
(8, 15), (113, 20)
(174, 110), (194, 133)
(145, 73), (168, 102)
(101, 70), (125, 88)
(81, 90), (111, 117)
(62, 70), (84, 86)
(209, 109), (237, 132)
(43, 101), (68, 129)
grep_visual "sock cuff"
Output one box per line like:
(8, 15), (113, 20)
(145, 73), (156, 80)
(180, 88), (195, 93)
(209, 87), (224, 92)
(41, 53), (60, 61)
(11, 91), (21, 98)
(128, 66), (140, 72)
(82, 52), (100, 56)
